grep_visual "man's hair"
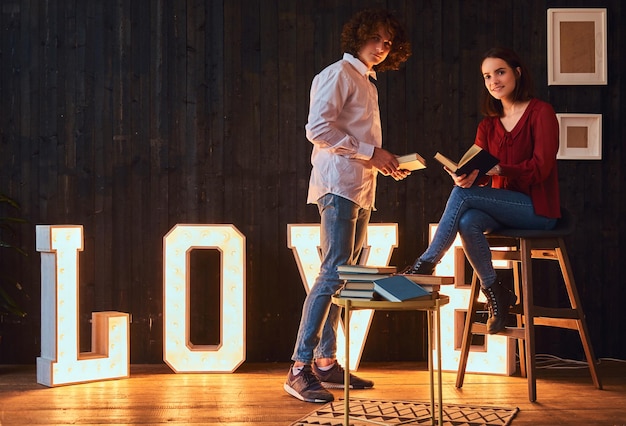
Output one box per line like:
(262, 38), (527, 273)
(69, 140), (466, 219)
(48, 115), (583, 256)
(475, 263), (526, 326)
(479, 47), (535, 117)
(340, 9), (412, 72)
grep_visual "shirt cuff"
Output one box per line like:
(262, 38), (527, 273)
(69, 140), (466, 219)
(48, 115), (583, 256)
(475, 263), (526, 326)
(355, 143), (375, 160)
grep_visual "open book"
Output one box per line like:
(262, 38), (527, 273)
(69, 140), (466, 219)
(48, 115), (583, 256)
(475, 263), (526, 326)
(434, 144), (499, 177)
(396, 153), (426, 171)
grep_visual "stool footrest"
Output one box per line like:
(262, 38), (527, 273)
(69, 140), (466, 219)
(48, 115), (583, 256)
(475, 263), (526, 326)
(534, 317), (581, 330)
(470, 322), (526, 339)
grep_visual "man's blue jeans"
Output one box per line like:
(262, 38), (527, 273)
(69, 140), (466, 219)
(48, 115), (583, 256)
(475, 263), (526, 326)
(420, 186), (557, 288)
(292, 194), (371, 363)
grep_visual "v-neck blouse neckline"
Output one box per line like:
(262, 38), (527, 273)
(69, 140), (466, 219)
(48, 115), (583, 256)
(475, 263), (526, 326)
(497, 98), (536, 137)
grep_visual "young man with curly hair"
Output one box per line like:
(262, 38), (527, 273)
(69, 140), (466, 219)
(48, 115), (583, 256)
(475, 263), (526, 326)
(284, 9), (412, 403)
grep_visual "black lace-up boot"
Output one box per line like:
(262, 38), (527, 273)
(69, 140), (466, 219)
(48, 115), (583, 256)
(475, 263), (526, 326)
(481, 281), (517, 334)
(399, 259), (437, 275)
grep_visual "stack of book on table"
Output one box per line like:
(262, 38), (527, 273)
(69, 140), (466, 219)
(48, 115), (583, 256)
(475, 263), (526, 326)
(336, 265), (455, 302)
(337, 265), (397, 300)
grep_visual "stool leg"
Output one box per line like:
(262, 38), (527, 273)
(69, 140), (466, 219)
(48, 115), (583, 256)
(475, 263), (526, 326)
(455, 273), (481, 388)
(512, 259), (527, 378)
(520, 239), (537, 402)
(556, 240), (603, 390)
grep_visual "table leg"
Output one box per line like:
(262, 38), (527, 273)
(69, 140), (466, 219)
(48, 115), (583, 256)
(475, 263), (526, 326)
(344, 299), (351, 426)
(436, 299), (443, 424)
(427, 309), (435, 425)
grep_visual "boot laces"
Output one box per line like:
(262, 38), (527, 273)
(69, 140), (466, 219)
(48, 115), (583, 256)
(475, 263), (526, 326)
(483, 286), (499, 317)
(400, 262), (421, 274)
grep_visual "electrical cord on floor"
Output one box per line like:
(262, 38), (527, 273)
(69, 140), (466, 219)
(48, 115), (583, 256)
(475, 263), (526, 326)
(527, 354), (626, 370)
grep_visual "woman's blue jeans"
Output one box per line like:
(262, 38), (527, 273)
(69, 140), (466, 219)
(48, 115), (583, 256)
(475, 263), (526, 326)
(420, 186), (557, 288)
(292, 194), (371, 363)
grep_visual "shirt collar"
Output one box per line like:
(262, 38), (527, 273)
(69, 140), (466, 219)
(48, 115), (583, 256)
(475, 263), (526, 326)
(343, 52), (377, 81)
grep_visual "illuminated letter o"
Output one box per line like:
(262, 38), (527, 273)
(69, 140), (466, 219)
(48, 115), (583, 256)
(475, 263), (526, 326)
(163, 224), (246, 372)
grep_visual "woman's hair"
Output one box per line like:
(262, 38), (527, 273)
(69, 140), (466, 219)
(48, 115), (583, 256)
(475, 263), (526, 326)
(340, 9), (412, 72)
(479, 47), (535, 117)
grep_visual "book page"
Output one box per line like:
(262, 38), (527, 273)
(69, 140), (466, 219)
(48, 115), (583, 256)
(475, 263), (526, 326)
(458, 144), (482, 167)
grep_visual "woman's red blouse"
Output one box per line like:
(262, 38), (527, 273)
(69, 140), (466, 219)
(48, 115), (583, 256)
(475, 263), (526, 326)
(475, 98), (561, 219)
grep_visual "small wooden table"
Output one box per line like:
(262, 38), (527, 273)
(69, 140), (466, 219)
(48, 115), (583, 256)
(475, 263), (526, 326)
(332, 292), (450, 426)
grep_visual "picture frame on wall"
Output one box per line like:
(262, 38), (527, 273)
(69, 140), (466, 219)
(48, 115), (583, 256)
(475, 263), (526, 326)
(556, 113), (602, 160)
(547, 8), (607, 85)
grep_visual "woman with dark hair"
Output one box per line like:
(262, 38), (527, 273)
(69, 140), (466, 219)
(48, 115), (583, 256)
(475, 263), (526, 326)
(403, 47), (560, 335)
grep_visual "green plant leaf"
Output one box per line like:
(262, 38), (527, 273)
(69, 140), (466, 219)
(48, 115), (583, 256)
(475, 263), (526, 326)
(0, 191), (29, 316)
(0, 285), (26, 317)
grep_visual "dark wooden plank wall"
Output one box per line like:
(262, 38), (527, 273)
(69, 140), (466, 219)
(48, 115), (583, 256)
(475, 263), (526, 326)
(0, 0), (623, 364)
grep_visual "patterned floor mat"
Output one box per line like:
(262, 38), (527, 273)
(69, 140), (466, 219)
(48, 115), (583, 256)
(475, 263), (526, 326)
(291, 397), (519, 425)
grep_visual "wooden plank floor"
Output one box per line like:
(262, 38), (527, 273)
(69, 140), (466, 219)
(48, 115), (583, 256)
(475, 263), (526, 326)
(1, 361), (625, 425)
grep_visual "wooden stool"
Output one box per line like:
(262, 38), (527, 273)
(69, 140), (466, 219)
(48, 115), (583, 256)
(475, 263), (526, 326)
(455, 208), (602, 402)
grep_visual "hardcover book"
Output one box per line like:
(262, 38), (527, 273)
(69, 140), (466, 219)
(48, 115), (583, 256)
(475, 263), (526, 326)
(434, 144), (499, 177)
(398, 274), (455, 286)
(396, 152), (427, 171)
(339, 273), (392, 282)
(342, 281), (376, 290)
(373, 275), (432, 302)
(337, 265), (397, 274)
(338, 288), (377, 299)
